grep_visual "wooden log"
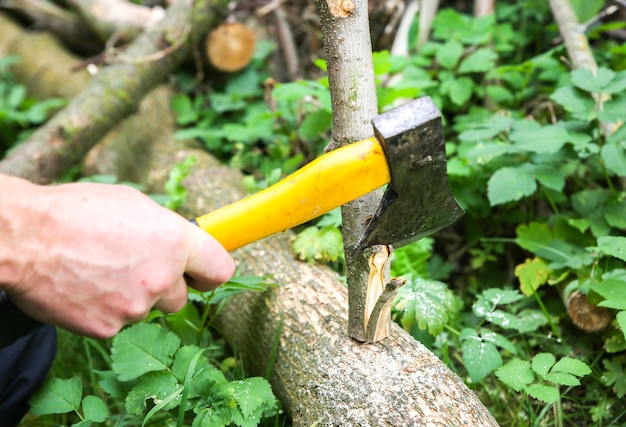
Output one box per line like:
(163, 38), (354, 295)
(0, 0), (228, 184)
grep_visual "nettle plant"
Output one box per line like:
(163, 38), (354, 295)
(455, 67), (626, 343)
(29, 278), (279, 427)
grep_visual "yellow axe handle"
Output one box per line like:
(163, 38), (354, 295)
(194, 136), (390, 251)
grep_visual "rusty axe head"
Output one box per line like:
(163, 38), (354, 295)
(354, 97), (465, 254)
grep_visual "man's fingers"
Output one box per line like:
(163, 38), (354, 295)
(153, 276), (188, 313)
(184, 224), (235, 292)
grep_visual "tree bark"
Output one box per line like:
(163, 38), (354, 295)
(314, 0), (388, 343)
(0, 0), (227, 184)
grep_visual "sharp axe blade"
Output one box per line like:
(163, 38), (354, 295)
(354, 97), (465, 253)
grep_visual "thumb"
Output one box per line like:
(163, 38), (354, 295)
(184, 223), (235, 291)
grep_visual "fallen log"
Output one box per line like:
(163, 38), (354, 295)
(0, 0), (228, 184)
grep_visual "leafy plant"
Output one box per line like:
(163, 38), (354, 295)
(0, 55), (65, 153)
(29, 276), (279, 426)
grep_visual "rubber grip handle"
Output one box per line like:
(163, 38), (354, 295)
(193, 136), (390, 251)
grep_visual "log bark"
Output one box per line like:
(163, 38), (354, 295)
(4, 11), (498, 427)
(0, 0), (228, 184)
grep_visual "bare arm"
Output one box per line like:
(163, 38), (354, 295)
(0, 174), (234, 338)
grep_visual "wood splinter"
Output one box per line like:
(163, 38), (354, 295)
(363, 245), (406, 342)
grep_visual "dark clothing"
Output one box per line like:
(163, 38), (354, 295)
(0, 292), (57, 427)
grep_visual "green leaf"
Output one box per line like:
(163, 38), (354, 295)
(446, 76), (474, 106)
(201, 275), (275, 305)
(125, 371), (180, 416)
(495, 358), (534, 391)
(602, 357), (626, 398)
(526, 164), (566, 191)
(532, 353), (556, 379)
(588, 236), (626, 262)
(617, 312), (626, 338)
(480, 329), (517, 354)
(111, 323), (181, 382)
(292, 225), (344, 264)
(458, 48), (498, 73)
(391, 238), (434, 278)
(545, 372), (581, 386)
(591, 278), (626, 310)
(550, 86), (595, 119)
(509, 123), (570, 154)
(461, 329), (503, 382)
(601, 143), (626, 177)
(552, 357), (592, 377)
(603, 70), (626, 94)
(298, 109), (331, 141)
(487, 166), (537, 206)
(515, 257), (550, 296)
(486, 85), (514, 105)
(571, 68), (615, 93)
(436, 40), (464, 70)
(525, 383), (560, 404)
(232, 377), (275, 420)
(81, 395), (108, 422)
(29, 377), (83, 415)
(394, 277), (457, 335)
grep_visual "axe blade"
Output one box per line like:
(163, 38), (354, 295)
(354, 97), (465, 253)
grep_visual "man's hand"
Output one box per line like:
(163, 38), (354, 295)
(0, 174), (235, 338)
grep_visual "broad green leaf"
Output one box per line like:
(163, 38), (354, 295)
(515, 257), (550, 296)
(588, 236), (626, 262)
(552, 357), (592, 377)
(604, 201), (626, 229)
(8, 84), (26, 108)
(111, 323), (180, 381)
(292, 225), (344, 264)
(373, 50), (392, 75)
(487, 166), (537, 206)
(526, 164), (566, 191)
(601, 143), (626, 177)
(436, 40), (464, 70)
(391, 238), (434, 278)
(570, 0), (606, 22)
(495, 358), (534, 391)
(232, 377), (275, 420)
(458, 115), (514, 142)
(571, 68), (615, 93)
(545, 372), (581, 386)
(515, 309), (549, 333)
(572, 189), (612, 216)
(516, 222), (553, 253)
(486, 85), (514, 105)
(550, 86), (594, 118)
(480, 329), (517, 354)
(446, 76), (474, 106)
(602, 357), (626, 398)
(591, 278), (626, 310)
(125, 371), (180, 416)
(461, 330), (503, 382)
(81, 395), (108, 422)
(525, 383), (560, 403)
(298, 109), (331, 142)
(532, 353), (556, 379)
(172, 345), (210, 383)
(481, 288), (525, 305)
(202, 276), (275, 305)
(458, 48), (498, 73)
(603, 70), (626, 94)
(29, 377), (82, 415)
(394, 277), (457, 335)
(509, 124), (570, 154)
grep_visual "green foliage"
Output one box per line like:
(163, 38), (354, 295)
(0, 55), (65, 153)
(30, 277), (278, 426)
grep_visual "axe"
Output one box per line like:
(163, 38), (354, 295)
(192, 96), (464, 253)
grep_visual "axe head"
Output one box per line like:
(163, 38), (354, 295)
(354, 97), (465, 253)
